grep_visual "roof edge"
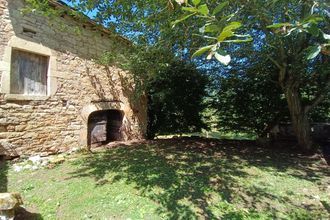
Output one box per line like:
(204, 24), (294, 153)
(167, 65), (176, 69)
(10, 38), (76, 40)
(47, 0), (132, 46)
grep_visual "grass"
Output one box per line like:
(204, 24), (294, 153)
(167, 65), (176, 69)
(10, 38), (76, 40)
(157, 131), (257, 140)
(1, 138), (329, 219)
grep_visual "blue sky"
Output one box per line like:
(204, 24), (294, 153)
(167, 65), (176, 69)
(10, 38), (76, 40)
(61, 0), (97, 18)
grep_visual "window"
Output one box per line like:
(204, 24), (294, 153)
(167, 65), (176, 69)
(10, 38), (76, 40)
(10, 49), (49, 95)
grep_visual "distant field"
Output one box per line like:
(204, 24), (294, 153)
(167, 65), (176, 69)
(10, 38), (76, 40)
(1, 138), (329, 219)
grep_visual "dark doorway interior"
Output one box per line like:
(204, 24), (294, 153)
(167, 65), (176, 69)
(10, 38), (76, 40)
(88, 110), (124, 146)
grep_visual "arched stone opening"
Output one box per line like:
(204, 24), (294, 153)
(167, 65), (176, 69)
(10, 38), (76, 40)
(79, 102), (128, 149)
(87, 109), (124, 147)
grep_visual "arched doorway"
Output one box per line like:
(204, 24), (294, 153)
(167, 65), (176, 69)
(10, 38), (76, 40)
(87, 109), (124, 147)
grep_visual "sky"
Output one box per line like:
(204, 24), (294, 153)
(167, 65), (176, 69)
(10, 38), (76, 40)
(61, 0), (97, 19)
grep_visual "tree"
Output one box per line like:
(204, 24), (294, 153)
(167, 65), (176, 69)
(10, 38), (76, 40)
(211, 50), (330, 137)
(147, 60), (209, 138)
(121, 46), (209, 138)
(175, 0), (330, 152)
(99, 45), (209, 139)
(211, 61), (288, 137)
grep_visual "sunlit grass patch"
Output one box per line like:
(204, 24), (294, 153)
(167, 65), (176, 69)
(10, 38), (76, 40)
(2, 138), (329, 219)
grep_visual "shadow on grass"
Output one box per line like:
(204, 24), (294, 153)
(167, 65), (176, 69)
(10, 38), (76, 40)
(69, 138), (329, 219)
(0, 158), (8, 193)
(15, 207), (44, 220)
(0, 160), (44, 219)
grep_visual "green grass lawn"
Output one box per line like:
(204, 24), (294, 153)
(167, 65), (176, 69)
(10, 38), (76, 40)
(1, 138), (329, 219)
(156, 131), (257, 140)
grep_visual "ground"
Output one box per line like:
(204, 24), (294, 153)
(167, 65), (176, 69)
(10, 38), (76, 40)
(0, 138), (329, 219)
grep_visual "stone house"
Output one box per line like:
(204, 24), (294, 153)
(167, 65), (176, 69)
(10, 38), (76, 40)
(0, 0), (147, 157)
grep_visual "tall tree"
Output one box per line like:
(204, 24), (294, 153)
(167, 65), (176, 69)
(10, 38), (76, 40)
(119, 47), (209, 138)
(147, 60), (208, 138)
(175, 0), (330, 152)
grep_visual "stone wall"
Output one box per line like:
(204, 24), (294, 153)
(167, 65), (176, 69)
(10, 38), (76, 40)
(0, 0), (147, 156)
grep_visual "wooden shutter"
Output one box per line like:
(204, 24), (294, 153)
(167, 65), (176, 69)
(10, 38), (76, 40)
(10, 50), (48, 95)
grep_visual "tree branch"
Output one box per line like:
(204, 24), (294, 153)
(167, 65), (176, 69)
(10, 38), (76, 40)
(267, 55), (282, 69)
(304, 79), (330, 113)
(304, 93), (326, 113)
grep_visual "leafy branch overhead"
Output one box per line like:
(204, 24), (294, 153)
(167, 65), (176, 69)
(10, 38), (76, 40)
(174, 0), (329, 65)
(173, 0), (329, 152)
(173, 0), (252, 65)
(266, 14), (330, 60)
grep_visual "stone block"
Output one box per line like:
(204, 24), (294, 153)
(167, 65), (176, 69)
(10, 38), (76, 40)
(15, 125), (26, 132)
(0, 192), (23, 220)
(0, 118), (7, 125)
(0, 125), (6, 132)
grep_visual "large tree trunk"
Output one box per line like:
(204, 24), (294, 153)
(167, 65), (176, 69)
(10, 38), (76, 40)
(284, 85), (314, 152)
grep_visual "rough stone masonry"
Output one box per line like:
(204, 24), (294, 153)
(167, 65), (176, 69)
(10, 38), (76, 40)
(0, 0), (147, 157)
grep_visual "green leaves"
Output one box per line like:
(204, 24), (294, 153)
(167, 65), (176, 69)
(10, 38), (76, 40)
(212, 1), (229, 16)
(171, 13), (196, 27)
(306, 45), (321, 60)
(191, 45), (215, 58)
(191, 45), (232, 66)
(175, 3), (210, 27)
(182, 4), (209, 15)
(306, 23), (319, 37)
(218, 22), (242, 42)
(266, 23), (291, 29)
(199, 23), (222, 33)
(148, 60), (208, 135)
(182, 7), (198, 13)
(197, 4), (209, 16)
(267, 15), (325, 38)
(303, 15), (324, 24)
(192, 0), (201, 6)
(174, 1), (248, 66)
